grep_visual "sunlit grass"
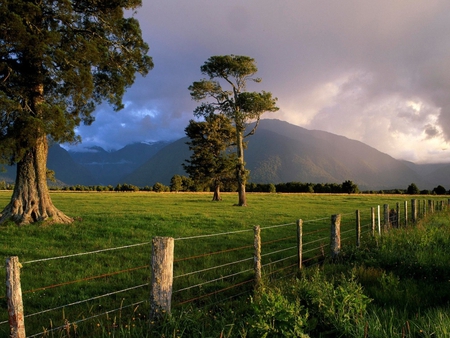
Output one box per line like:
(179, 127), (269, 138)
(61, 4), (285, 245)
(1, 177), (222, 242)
(0, 191), (448, 337)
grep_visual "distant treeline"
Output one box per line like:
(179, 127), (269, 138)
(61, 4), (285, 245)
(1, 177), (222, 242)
(2, 178), (446, 195)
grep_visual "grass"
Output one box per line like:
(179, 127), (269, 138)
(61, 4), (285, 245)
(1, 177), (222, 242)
(0, 191), (448, 337)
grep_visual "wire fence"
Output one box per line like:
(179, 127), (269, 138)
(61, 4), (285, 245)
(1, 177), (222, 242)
(2, 198), (448, 338)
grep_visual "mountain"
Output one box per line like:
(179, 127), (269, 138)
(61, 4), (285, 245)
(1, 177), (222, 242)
(1, 120), (448, 190)
(123, 119), (432, 191)
(0, 144), (96, 186)
(67, 141), (169, 185)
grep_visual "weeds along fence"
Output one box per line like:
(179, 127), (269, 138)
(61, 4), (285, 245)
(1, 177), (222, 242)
(2, 198), (449, 338)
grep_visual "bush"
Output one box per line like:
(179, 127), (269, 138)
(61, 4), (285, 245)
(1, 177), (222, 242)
(250, 287), (309, 337)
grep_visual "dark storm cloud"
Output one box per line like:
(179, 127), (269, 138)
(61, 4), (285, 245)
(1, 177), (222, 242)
(67, 0), (450, 162)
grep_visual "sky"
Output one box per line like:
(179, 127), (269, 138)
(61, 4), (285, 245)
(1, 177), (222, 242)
(66, 0), (450, 164)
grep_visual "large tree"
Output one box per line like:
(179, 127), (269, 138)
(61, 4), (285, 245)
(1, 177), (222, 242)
(183, 113), (237, 201)
(189, 55), (278, 206)
(0, 0), (153, 224)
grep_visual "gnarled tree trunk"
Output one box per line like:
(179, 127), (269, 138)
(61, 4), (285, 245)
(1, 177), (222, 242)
(0, 135), (73, 225)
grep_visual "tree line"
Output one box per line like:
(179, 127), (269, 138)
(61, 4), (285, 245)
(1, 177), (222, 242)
(4, 179), (444, 196)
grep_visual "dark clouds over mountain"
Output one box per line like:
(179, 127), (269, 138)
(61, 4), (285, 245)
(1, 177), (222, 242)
(65, 1), (450, 164)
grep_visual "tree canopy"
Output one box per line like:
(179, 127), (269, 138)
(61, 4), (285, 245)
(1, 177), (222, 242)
(189, 55), (278, 206)
(183, 113), (237, 201)
(0, 0), (153, 224)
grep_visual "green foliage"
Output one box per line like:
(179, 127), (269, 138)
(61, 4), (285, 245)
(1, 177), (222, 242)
(432, 184), (447, 195)
(189, 54), (278, 205)
(0, 0), (153, 164)
(342, 180), (359, 194)
(170, 174), (183, 192)
(183, 114), (237, 195)
(407, 183), (420, 194)
(250, 287), (309, 337)
(152, 182), (169, 192)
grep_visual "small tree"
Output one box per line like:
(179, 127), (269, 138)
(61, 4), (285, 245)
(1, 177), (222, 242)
(153, 182), (169, 193)
(407, 183), (420, 195)
(170, 175), (183, 192)
(342, 180), (359, 194)
(432, 185), (447, 195)
(189, 55), (278, 206)
(183, 114), (236, 201)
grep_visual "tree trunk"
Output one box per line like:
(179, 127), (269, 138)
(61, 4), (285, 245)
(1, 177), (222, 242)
(212, 184), (222, 201)
(235, 128), (247, 206)
(0, 135), (73, 225)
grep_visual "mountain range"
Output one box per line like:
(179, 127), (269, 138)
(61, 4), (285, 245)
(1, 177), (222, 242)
(1, 119), (449, 191)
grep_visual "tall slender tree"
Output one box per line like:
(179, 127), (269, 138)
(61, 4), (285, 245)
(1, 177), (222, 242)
(189, 55), (278, 206)
(0, 0), (153, 224)
(183, 113), (236, 201)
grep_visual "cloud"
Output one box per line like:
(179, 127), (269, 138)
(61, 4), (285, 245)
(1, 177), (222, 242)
(66, 0), (450, 163)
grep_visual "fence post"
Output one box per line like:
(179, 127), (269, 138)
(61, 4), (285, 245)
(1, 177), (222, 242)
(371, 207), (375, 236)
(254, 225), (262, 288)
(330, 214), (341, 259)
(6, 256), (26, 338)
(377, 205), (381, 235)
(383, 204), (389, 231)
(150, 237), (174, 320)
(297, 220), (303, 270)
(404, 200), (408, 226)
(356, 210), (361, 248)
(396, 203), (400, 228)
(411, 199), (417, 223)
(428, 200), (433, 215)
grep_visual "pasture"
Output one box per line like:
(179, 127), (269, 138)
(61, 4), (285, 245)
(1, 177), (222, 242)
(0, 191), (448, 337)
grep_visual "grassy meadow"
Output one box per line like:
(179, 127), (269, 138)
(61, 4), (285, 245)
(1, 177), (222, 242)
(0, 191), (449, 337)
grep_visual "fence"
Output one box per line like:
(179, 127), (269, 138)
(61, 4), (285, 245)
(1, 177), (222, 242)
(2, 198), (449, 338)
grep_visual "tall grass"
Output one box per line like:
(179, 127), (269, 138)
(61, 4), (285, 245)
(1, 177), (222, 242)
(0, 191), (448, 337)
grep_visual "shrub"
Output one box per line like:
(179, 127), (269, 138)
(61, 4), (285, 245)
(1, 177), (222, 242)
(250, 287), (309, 337)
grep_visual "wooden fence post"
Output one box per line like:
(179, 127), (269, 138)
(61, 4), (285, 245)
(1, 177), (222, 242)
(6, 256), (26, 338)
(411, 199), (417, 223)
(383, 204), (389, 231)
(428, 200), (433, 214)
(396, 203), (400, 228)
(356, 210), (361, 248)
(254, 225), (262, 288)
(297, 220), (303, 270)
(377, 205), (381, 235)
(404, 200), (408, 226)
(150, 237), (174, 320)
(330, 214), (341, 259)
(371, 207), (375, 236)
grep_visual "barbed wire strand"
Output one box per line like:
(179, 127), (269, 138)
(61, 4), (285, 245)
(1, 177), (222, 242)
(261, 235), (296, 246)
(303, 235), (329, 246)
(262, 254), (297, 267)
(23, 242), (151, 265)
(174, 228), (253, 241)
(260, 222), (296, 230)
(174, 243), (253, 263)
(25, 283), (149, 319)
(174, 268), (253, 294)
(304, 227), (329, 235)
(261, 245), (296, 258)
(22, 265), (149, 295)
(26, 300), (146, 338)
(175, 279), (254, 306)
(174, 257), (253, 279)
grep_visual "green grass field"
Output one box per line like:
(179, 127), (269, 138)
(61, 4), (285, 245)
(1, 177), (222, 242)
(0, 191), (448, 337)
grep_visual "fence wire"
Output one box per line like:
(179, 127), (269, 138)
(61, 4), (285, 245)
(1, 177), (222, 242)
(3, 199), (447, 337)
